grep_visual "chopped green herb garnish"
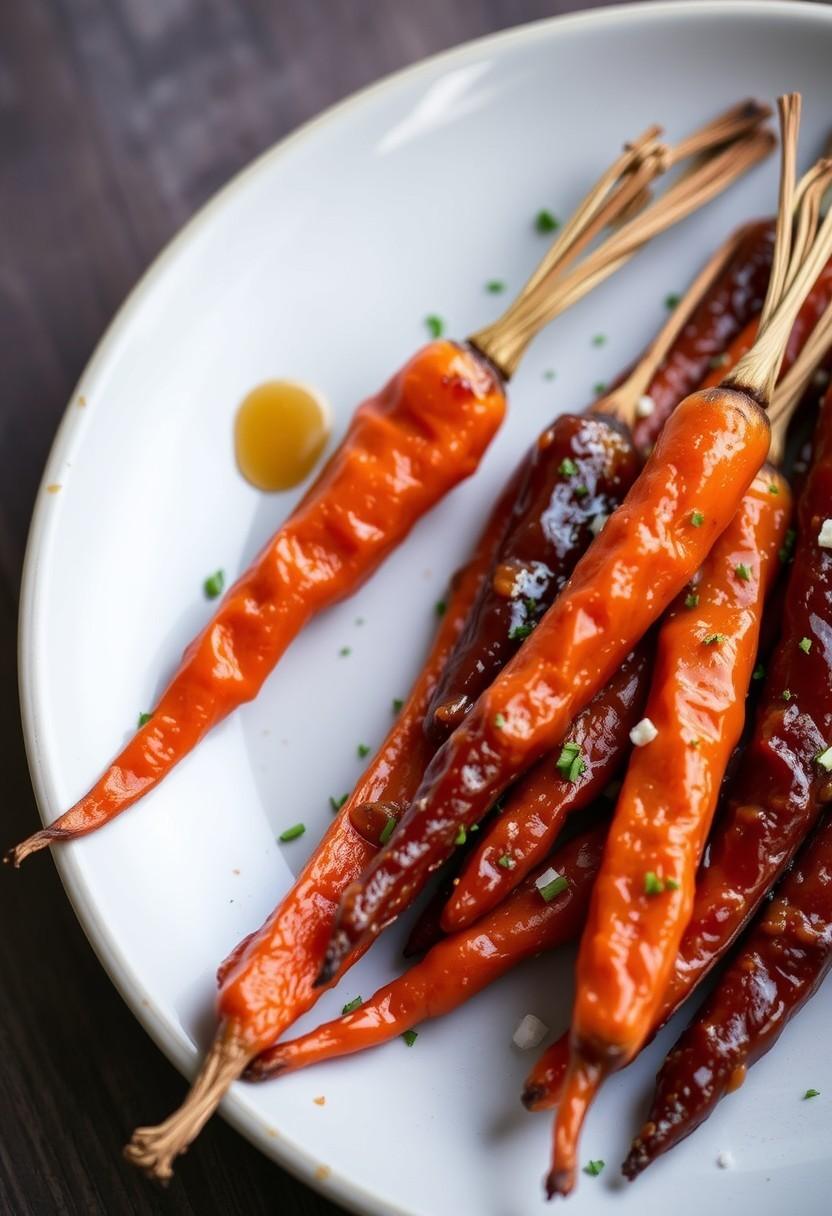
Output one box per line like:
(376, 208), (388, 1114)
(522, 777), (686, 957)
(690, 510), (705, 527)
(543, 369), (557, 381)
(666, 877), (681, 890)
(494, 712), (506, 729)
(509, 622), (534, 641)
(425, 314), (445, 338)
(779, 529), (796, 564)
(584, 1160), (605, 1177)
(379, 815), (397, 845)
(799, 636), (813, 654)
(535, 209), (559, 234)
(559, 457), (579, 477)
(768, 483), (780, 495)
(644, 871), (665, 896)
(498, 854), (515, 870)
(137, 711), (152, 727)
(709, 352), (730, 369)
(591, 334), (607, 347)
(203, 569), (225, 599)
(455, 825), (468, 846)
(574, 484), (589, 498)
(486, 279), (506, 294)
(329, 793), (349, 813)
(664, 293), (681, 310)
(339, 646), (352, 657)
(594, 381), (608, 396)
(704, 632), (727, 646)
(402, 1029), (418, 1047)
(357, 743), (370, 759)
(435, 599), (447, 618)
(735, 564), (751, 582)
(556, 740), (586, 784)
(752, 663), (765, 681)
(279, 823), (306, 842)
(539, 874), (569, 902)
(392, 698), (404, 713)
(684, 592), (699, 609)
(342, 996), (363, 1015)
(782, 689), (793, 702)
(804, 1088), (821, 1099)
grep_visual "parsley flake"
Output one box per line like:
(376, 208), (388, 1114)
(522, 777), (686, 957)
(535, 209), (560, 234)
(497, 854), (515, 870)
(735, 564), (751, 582)
(357, 743), (370, 758)
(584, 1160), (605, 1177)
(690, 510), (705, 527)
(137, 711), (152, 727)
(559, 457), (579, 477)
(425, 314), (445, 339)
(402, 1029), (418, 1047)
(644, 871), (665, 896)
(203, 569), (225, 599)
(342, 996), (363, 1015)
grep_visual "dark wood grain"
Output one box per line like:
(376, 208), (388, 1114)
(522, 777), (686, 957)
(0, 2), (617, 1212)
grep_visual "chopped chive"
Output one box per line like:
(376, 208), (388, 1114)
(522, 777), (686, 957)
(498, 854), (515, 870)
(690, 510), (705, 527)
(494, 712), (506, 729)
(799, 636), (813, 654)
(329, 793), (349, 813)
(539, 874), (569, 902)
(752, 663), (765, 681)
(379, 815), (397, 845)
(735, 564), (751, 582)
(402, 1029), (418, 1047)
(137, 711), (152, 727)
(342, 996), (363, 1015)
(425, 314), (445, 338)
(435, 599), (447, 617)
(591, 334), (607, 347)
(768, 483), (780, 495)
(339, 646), (352, 657)
(485, 279), (506, 294)
(392, 698), (404, 713)
(509, 622), (534, 641)
(666, 877), (681, 890)
(782, 689), (793, 702)
(644, 871), (665, 896)
(203, 569), (225, 599)
(804, 1088), (821, 1099)
(556, 741), (587, 784)
(535, 209), (559, 234)
(543, 369), (557, 381)
(279, 823), (306, 842)
(684, 592), (699, 609)
(559, 457), (579, 477)
(584, 1160), (605, 1177)
(664, 293), (681, 310)
(594, 381), (608, 396)
(704, 633), (727, 646)
(455, 825), (468, 846)
(357, 743), (370, 758)
(574, 484), (589, 498)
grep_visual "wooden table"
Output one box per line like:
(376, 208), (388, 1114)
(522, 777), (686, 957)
(0, 2), (619, 1212)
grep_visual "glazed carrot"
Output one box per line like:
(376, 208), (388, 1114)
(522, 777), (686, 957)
(548, 464), (790, 1194)
(14, 108), (772, 868)
(246, 822), (607, 1083)
(524, 310), (832, 1118)
(441, 642), (650, 933)
(624, 811), (832, 1177)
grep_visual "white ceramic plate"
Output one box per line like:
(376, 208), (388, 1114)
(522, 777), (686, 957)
(21, 4), (832, 1213)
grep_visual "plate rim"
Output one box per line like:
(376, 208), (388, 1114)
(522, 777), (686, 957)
(18, 2), (832, 1212)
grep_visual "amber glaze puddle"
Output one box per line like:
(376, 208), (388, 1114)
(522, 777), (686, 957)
(235, 380), (331, 491)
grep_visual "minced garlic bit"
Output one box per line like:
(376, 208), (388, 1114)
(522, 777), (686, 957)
(635, 394), (655, 418)
(589, 513), (607, 537)
(630, 717), (658, 747)
(716, 1150), (735, 1169)
(818, 519), (832, 549)
(512, 1013), (549, 1050)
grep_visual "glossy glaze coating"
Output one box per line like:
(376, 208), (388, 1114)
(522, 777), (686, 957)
(246, 823), (606, 1081)
(548, 465), (791, 1194)
(324, 386), (772, 974)
(14, 341), (505, 859)
(631, 218), (774, 455)
(426, 414), (639, 739)
(625, 810), (832, 1177)
(214, 458), (516, 1052)
(441, 642), (650, 933)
